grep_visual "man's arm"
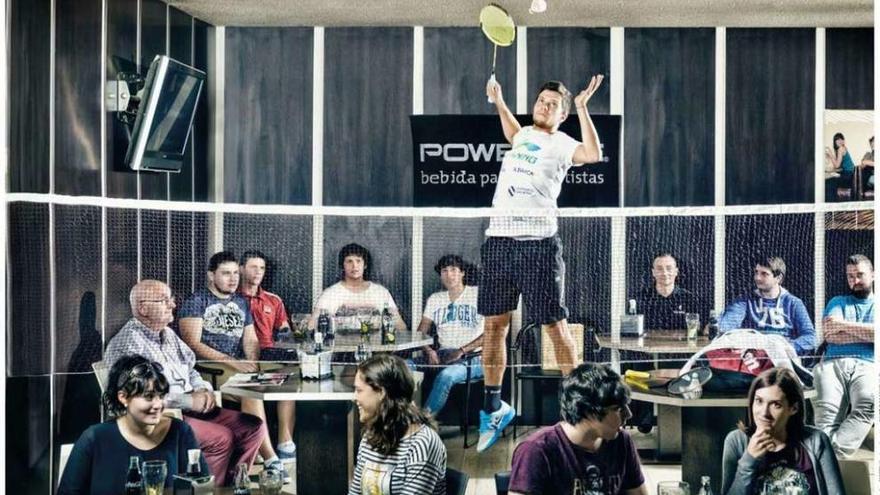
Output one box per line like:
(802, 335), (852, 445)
(718, 299), (748, 332)
(789, 299), (817, 355)
(178, 317), (235, 362)
(571, 74), (604, 165)
(823, 316), (874, 343)
(487, 79), (521, 144)
(242, 324), (260, 360)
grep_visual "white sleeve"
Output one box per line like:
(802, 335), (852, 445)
(422, 293), (440, 321)
(560, 133), (581, 167)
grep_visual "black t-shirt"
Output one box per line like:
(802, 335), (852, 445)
(58, 418), (208, 495)
(636, 286), (701, 330)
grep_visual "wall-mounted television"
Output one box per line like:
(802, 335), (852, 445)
(125, 55), (206, 172)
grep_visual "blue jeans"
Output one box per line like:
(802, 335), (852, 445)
(409, 349), (484, 415)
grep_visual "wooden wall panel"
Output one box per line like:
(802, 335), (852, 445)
(224, 28), (313, 204)
(826, 28), (873, 109)
(625, 29), (715, 206)
(106, 0), (139, 198)
(323, 28), (413, 206)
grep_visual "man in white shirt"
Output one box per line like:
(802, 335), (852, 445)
(312, 243), (406, 331)
(413, 255), (484, 415)
(478, 74), (605, 453)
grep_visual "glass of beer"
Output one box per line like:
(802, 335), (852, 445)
(685, 313), (700, 344)
(259, 468), (284, 495)
(142, 460), (167, 495)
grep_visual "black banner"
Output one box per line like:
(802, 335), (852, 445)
(411, 114), (620, 207)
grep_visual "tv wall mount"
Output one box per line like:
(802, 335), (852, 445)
(106, 71), (145, 126)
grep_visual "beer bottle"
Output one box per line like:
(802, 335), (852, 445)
(381, 304), (395, 344)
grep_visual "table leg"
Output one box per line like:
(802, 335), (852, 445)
(294, 401), (358, 494)
(681, 407), (742, 493)
(656, 403), (682, 458)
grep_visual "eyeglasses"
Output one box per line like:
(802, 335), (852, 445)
(129, 361), (164, 376)
(140, 296), (175, 306)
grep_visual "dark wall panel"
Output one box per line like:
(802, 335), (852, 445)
(224, 214), (314, 313)
(193, 20), (211, 202)
(626, 215), (714, 317)
(8, 203), (51, 375)
(140, 0), (169, 200)
(559, 218), (611, 334)
(170, 212), (195, 310)
(9, 0), (51, 193)
(323, 216), (412, 324)
(826, 29), (873, 109)
(726, 29), (815, 205)
(625, 29), (715, 207)
(141, 210), (169, 281)
(423, 28), (517, 114)
(106, 0), (139, 198)
(224, 28), (313, 205)
(194, 212), (211, 282)
(55, 0), (102, 196)
(54, 374), (102, 484)
(324, 28), (413, 206)
(527, 28), (611, 114)
(106, 208), (139, 341)
(421, 218), (486, 302)
(169, 7), (194, 202)
(6, 376), (51, 495)
(54, 205), (103, 373)
(725, 214), (815, 314)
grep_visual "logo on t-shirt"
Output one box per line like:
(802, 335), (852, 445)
(573, 464), (605, 495)
(361, 461), (392, 495)
(202, 301), (246, 337)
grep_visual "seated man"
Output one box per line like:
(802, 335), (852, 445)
(860, 136), (874, 192)
(509, 363), (648, 495)
(311, 243), (406, 330)
(238, 249), (297, 461)
(718, 256), (816, 356)
(103, 280), (266, 486)
(635, 252), (701, 330)
(413, 254), (484, 415)
(814, 254), (875, 458)
(178, 251), (289, 481)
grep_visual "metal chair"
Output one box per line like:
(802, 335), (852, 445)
(445, 467), (469, 495)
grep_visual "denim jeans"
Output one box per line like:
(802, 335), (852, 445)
(813, 357), (876, 458)
(409, 349), (484, 415)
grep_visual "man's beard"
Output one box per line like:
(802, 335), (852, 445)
(849, 286), (873, 299)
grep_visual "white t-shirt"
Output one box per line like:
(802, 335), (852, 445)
(485, 126), (581, 239)
(316, 281), (398, 316)
(422, 286), (484, 350)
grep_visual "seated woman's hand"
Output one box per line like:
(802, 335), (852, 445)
(746, 429), (775, 459)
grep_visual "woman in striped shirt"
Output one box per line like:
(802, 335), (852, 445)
(349, 354), (447, 495)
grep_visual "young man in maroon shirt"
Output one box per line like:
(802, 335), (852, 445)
(239, 249), (297, 461)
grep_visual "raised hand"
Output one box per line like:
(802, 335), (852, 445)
(574, 74), (604, 111)
(487, 76), (504, 105)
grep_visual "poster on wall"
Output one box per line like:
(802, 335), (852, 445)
(411, 114), (620, 207)
(823, 109), (874, 203)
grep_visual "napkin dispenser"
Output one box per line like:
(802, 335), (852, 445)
(302, 350), (332, 380)
(620, 299), (645, 337)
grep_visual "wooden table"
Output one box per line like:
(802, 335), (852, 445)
(630, 386), (816, 493)
(596, 330), (710, 354)
(221, 366), (359, 495)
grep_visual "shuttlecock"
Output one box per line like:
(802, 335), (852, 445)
(529, 0), (547, 14)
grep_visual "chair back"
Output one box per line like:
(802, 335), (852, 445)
(839, 458), (873, 495)
(57, 443), (74, 486)
(445, 467), (469, 495)
(494, 471), (510, 495)
(91, 361), (110, 393)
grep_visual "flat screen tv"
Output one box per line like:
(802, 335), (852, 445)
(125, 55), (206, 172)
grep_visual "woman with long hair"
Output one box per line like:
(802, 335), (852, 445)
(826, 132), (857, 196)
(59, 355), (208, 494)
(721, 368), (844, 495)
(349, 354), (447, 495)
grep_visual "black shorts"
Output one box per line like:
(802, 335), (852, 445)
(477, 235), (567, 324)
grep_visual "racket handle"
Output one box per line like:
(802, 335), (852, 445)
(487, 74), (496, 104)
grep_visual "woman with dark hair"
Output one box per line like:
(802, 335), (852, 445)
(348, 354), (447, 495)
(826, 132), (856, 197)
(721, 368), (843, 495)
(59, 355), (208, 494)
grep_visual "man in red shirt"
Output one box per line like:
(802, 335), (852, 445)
(239, 250), (297, 461)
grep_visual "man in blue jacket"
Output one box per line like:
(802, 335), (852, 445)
(718, 256), (816, 356)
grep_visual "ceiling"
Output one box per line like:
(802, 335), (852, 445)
(167, 0), (874, 28)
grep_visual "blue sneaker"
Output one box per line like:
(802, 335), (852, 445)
(264, 459), (292, 484)
(277, 441), (297, 461)
(477, 400), (515, 453)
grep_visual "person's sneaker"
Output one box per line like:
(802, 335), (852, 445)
(477, 400), (515, 453)
(264, 459), (292, 484)
(277, 441), (297, 461)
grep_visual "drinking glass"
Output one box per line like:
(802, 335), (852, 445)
(259, 468), (283, 495)
(658, 481), (690, 495)
(142, 460), (167, 495)
(685, 313), (700, 344)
